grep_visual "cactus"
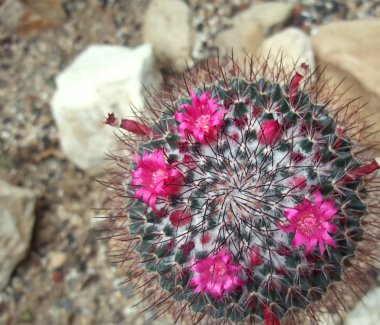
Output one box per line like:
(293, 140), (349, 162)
(105, 57), (380, 324)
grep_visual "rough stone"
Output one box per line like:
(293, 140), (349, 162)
(346, 287), (380, 325)
(142, 0), (194, 73)
(0, 0), (65, 37)
(47, 251), (68, 271)
(215, 22), (264, 61)
(0, 180), (36, 289)
(312, 20), (380, 150)
(258, 27), (315, 74)
(51, 44), (162, 174)
(232, 1), (295, 34)
(0, 0), (25, 31)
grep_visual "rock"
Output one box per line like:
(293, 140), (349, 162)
(142, 0), (194, 73)
(51, 44), (162, 174)
(346, 287), (380, 325)
(258, 27), (315, 74)
(0, 0), (25, 31)
(215, 22), (264, 61)
(312, 20), (380, 150)
(0, 180), (36, 289)
(0, 0), (65, 37)
(47, 251), (68, 271)
(22, 0), (65, 23)
(232, 1), (295, 34)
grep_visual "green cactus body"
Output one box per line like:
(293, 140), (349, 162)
(106, 60), (379, 324)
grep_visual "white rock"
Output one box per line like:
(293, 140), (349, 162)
(233, 1), (295, 34)
(346, 287), (380, 325)
(0, 180), (36, 289)
(258, 27), (315, 74)
(143, 0), (194, 73)
(51, 44), (161, 174)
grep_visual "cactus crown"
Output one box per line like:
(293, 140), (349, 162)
(105, 58), (380, 324)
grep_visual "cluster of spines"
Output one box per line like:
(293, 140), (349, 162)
(103, 57), (380, 325)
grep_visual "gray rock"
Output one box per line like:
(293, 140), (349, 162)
(51, 44), (162, 174)
(258, 27), (315, 74)
(232, 1), (295, 34)
(143, 0), (194, 73)
(0, 0), (24, 31)
(0, 180), (36, 289)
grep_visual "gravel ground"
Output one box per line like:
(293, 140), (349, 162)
(0, 0), (379, 324)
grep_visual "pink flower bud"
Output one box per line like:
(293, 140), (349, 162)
(290, 176), (307, 190)
(120, 119), (152, 136)
(249, 246), (264, 267)
(258, 120), (283, 145)
(169, 210), (193, 227)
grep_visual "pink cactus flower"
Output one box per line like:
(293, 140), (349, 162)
(189, 247), (245, 299)
(174, 91), (228, 143)
(289, 62), (309, 105)
(132, 149), (183, 210)
(249, 246), (264, 267)
(258, 120), (283, 145)
(278, 191), (339, 255)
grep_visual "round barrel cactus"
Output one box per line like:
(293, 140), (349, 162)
(105, 58), (380, 324)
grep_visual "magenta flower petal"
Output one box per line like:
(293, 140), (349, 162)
(279, 191), (339, 255)
(190, 247), (244, 299)
(132, 149), (183, 210)
(175, 91), (227, 143)
(292, 232), (308, 247)
(322, 232), (336, 247)
(284, 208), (299, 221)
(324, 222), (339, 233)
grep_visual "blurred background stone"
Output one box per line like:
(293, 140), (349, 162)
(51, 43), (161, 174)
(258, 27), (315, 73)
(0, 0), (65, 38)
(0, 0), (25, 31)
(346, 287), (380, 325)
(0, 180), (36, 289)
(143, 0), (195, 72)
(312, 19), (380, 151)
(232, 1), (295, 34)
(215, 22), (264, 60)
